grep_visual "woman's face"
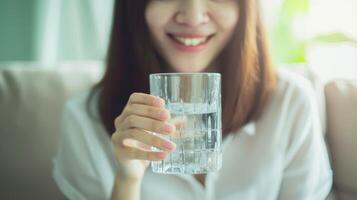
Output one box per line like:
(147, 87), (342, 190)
(145, 0), (239, 72)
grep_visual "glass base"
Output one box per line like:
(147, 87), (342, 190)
(151, 149), (222, 174)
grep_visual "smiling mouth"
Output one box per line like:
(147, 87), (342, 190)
(167, 33), (215, 47)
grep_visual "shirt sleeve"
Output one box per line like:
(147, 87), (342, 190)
(52, 101), (107, 200)
(278, 84), (333, 200)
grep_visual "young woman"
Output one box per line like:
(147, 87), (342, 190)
(53, 0), (332, 199)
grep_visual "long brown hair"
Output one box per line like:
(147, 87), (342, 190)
(88, 0), (276, 137)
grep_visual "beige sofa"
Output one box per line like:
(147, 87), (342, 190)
(0, 63), (356, 200)
(0, 62), (103, 199)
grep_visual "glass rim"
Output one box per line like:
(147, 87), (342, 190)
(150, 72), (221, 77)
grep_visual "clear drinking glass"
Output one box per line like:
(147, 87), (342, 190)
(149, 73), (222, 174)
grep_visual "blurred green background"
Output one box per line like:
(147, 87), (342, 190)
(0, 0), (356, 74)
(0, 0), (36, 61)
(0, 0), (314, 64)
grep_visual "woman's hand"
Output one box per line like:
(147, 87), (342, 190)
(111, 93), (177, 181)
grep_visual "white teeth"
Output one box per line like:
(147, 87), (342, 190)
(174, 36), (208, 46)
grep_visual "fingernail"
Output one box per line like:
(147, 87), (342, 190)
(163, 141), (176, 150)
(161, 123), (173, 133)
(158, 110), (169, 120)
(153, 98), (164, 107)
(157, 152), (166, 159)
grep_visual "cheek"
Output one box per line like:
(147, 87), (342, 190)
(213, 6), (239, 36)
(145, 3), (172, 37)
(145, 6), (160, 33)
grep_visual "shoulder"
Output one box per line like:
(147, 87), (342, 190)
(253, 69), (323, 152)
(60, 88), (105, 136)
(54, 88), (112, 200)
(64, 88), (100, 121)
(59, 88), (109, 149)
(274, 68), (316, 107)
(65, 90), (90, 112)
(257, 68), (319, 131)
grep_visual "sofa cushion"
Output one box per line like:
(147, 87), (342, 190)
(325, 80), (357, 199)
(0, 62), (103, 199)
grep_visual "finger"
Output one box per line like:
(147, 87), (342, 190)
(112, 132), (150, 149)
(121, 115), (176, 135)
(112, 131), (125, 147)
(119, 147), (169, 161)
(120, 138), (151, 151)
(115, 93), (165, 127)
(122, 129), (176, 151)
(128, 93), (165, 107)
(136, 141), (152, 151)
(122, 104), (170, 121)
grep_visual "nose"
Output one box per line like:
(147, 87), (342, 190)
(175, 0), (210, 27)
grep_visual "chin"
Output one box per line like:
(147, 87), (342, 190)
(171, 66), (207, 73)
(170, 61), (209, 73)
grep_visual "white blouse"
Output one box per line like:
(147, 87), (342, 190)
(53, 70), (333, 200)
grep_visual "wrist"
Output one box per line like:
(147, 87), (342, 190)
(116, 172), (143, 184)
(112, 173), (142, 200)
